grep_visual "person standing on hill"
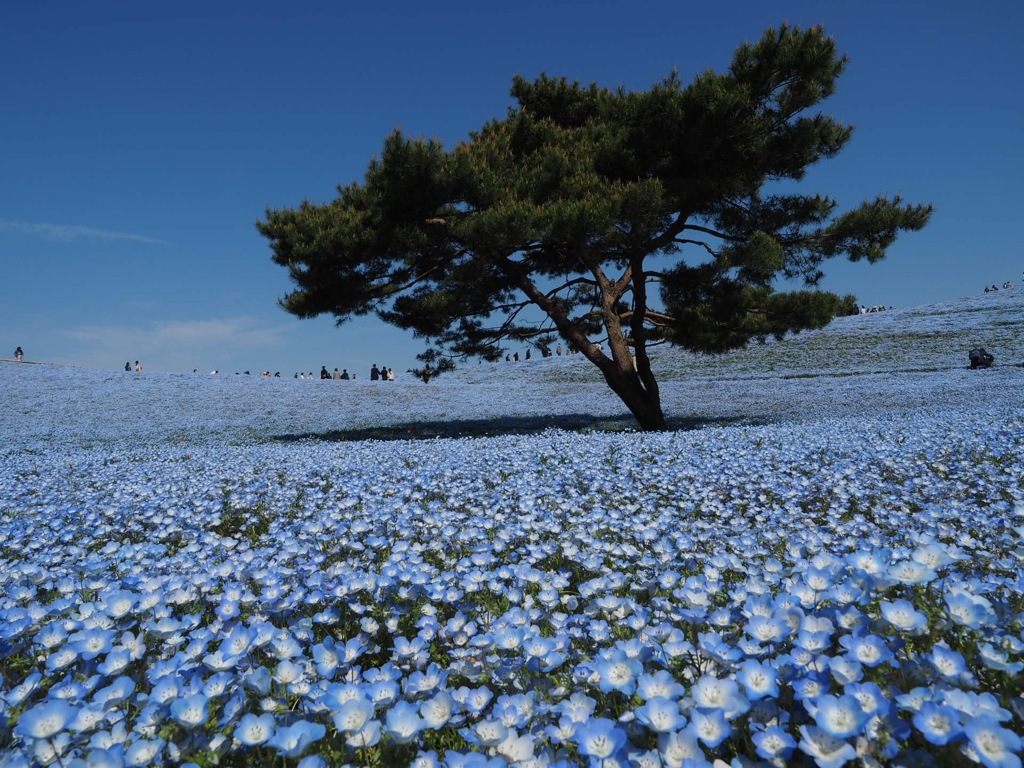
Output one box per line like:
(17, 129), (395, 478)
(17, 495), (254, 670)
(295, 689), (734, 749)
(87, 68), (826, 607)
(14, 346), (24, 362)
(134, 361), (142, 372)
(371, 363), (380, 381)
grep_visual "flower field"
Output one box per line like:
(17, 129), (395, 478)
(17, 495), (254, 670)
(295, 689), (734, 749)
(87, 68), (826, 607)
(1, 290), (1023, 767)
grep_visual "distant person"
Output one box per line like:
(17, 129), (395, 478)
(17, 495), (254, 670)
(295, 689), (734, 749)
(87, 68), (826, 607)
(556, 344), (562, 356)
(126, 362), (132, 371)
(525, 349), (531, 360)
(320, 366), (330, 380)
(14, 346), (23, 362)
(513, 352), (519, 362)
(969, 348), (995, 369)
(386, 367), (395, 381)
(333, 367), (341, 380)
(134, 361), (142, 372)
(1003, 281), (1013, 289)
(341, 369), (350, 380)
(371, 364), (380, 381)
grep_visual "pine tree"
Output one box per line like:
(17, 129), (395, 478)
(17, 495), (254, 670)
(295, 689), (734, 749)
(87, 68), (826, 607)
(258, 24), (931, 430)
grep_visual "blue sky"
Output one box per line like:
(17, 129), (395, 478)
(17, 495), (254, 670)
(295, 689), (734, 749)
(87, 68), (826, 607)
(3, 0), (1021, 375)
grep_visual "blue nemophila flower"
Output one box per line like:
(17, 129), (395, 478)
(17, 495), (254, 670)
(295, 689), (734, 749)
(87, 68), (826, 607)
(36, 621), (69, 650)
(467, 718), (508, 748)
(75, 746), (128, 768)
(266, 720), (326, 758)
(912, 701), (962, 746)
(419, 690), (454, 729)
(218, 623), (257, 657)
(202, 671), (234, 698)
(752, 724), (797, 762)
(792, 674), (830, 702)
(636, 670), (686, 701)
(123, 738), (165, 766)
(691, 707), (732, 748)
(97, 646), (133, 676)
(443, 751), (505, 768)
(101, 589), (138, 619)
(235, 713), (276, 746)
(889, 560), (938, 586)
(690, 675), (749, 719)
(634, 696), (686, 733)
(745, 614), (790, 644)
(346, 719), (382, 749)
(70, 703), (107, 733)
(594, 649), (642, 695)
(797, 725), (857, 768)
(736, 659), (780, 700)
(93, 676), (136, 709)
(45, 645), (80, 672)
(494, 729), (535, 764)
(573, 717), (627, 761)
(311, 637), (340, 678)
(978, 642), (1024, 673)
(880, 598), (928, 634)
(828, 654), (864, 685)
(169, 692), (210, 729)
(929, 642), (968, 679)
(658, 725), (706, 767)
(367, 678), (400, 708)
(944, 587), (996, 629)
(15, 699), (78, 740)
(963, 715), (1023, 768)
(795, 629), (831, 654)
(385, 700), (424, 743)
(405, 662), (448, 696)
(813, 693), (869, 739)
(838, 633), (893, 667)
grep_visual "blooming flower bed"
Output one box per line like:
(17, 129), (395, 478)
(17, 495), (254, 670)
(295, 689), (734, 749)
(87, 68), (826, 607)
(1, 292), (1023, 767)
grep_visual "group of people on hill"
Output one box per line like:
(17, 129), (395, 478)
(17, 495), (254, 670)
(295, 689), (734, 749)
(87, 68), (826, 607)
(504, 343), (574, 362)
(846, 305), (889, 316)
(311, 364), (395, 381)
(984, 282), (1013, 293)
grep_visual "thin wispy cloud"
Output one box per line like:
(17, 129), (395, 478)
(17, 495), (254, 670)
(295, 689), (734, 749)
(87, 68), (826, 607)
(61, 317), (291, 371)
(0, 219), (166, 245)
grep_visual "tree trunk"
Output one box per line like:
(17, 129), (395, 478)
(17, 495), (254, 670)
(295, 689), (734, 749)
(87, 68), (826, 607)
(599, 365), (668, 431)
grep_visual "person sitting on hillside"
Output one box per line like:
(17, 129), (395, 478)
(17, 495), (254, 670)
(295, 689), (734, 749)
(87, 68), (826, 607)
(320, 366), (330, 379)
(371, 363), (380, 381)
(341, 369), (350, 379)
(333, 367), (341, 380)
(969, 348), (995, 369)
(14, 346), (23, 362)
(1003, 281), (1013, 289)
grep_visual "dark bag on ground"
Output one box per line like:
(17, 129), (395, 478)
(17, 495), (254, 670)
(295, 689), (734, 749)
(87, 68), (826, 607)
(969, 348), (994, 369)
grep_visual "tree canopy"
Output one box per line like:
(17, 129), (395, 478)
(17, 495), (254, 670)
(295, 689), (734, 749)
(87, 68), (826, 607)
(258, 24), (932, 430)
